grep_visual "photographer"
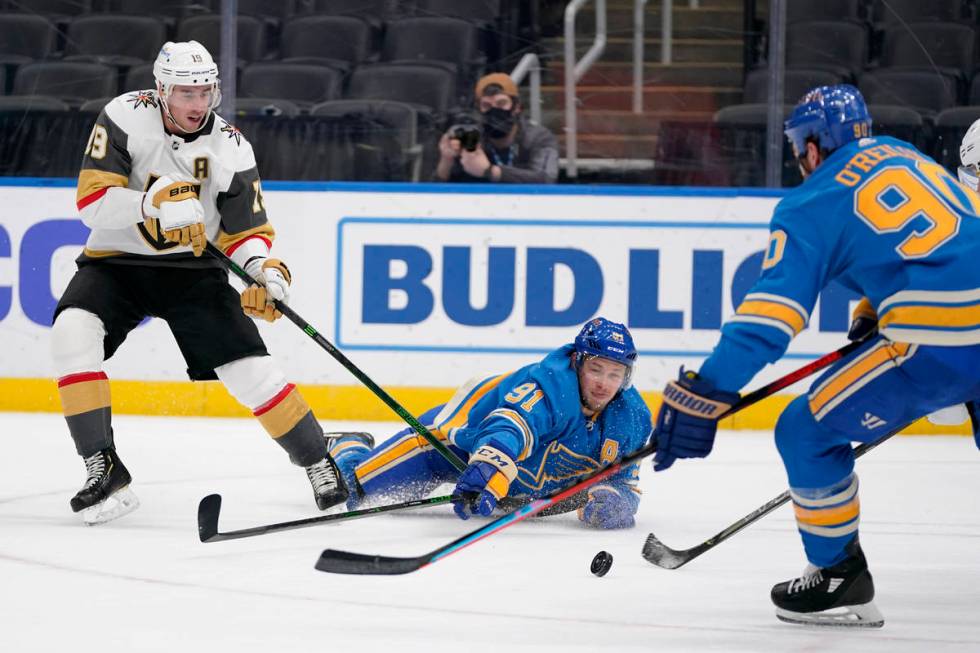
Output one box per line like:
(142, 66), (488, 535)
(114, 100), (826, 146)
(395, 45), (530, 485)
(434, 73), (559, 184)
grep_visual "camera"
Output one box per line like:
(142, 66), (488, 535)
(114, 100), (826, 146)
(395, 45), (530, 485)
(449, 123), (481, 152)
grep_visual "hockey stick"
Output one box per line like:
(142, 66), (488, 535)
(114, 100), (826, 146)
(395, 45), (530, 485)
(197, 493), (452, 542)
(641, 426), (902, 570)
(205, 243), (465, 472)
(314, 342), (859, 575)
(198, 490), (588, 543)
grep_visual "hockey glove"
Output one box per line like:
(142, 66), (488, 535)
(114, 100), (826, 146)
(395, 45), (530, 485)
(451, 442), (518, 519)
(652, 368), (739, 472)
(847, 298), (878, 342)
(142, 175), (207, 256)
(577, 486), (635, 529)
(240, 258), (291, 322)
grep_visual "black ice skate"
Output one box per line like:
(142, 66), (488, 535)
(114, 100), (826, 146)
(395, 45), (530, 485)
(771, 537), (884, 628)
(305, 453), (349, 510)
(70, 447), (140, 525)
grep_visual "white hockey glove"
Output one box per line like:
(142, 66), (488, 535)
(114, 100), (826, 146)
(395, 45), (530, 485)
(142, 175), (207, 256)
(241, 257), (291, 322)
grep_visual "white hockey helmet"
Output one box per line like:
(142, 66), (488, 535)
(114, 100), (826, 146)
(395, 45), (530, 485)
(958, 117), (980, 191)
(153, 40), (221, 131)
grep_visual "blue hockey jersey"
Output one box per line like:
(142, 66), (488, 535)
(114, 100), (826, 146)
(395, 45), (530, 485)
(700, 135), (980, 392)
(435, 344), (652, 502)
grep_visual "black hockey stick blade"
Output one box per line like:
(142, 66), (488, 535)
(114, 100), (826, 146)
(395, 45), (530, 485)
(198, 493), (222, 542)
(315, 549), (432, 575)
(197, 493), (452, 543)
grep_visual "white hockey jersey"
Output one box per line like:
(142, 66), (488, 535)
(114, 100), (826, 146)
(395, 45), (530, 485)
(75, 89), (274, 268)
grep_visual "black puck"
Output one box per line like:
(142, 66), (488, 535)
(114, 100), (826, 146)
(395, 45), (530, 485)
(591, 550), (613, 577)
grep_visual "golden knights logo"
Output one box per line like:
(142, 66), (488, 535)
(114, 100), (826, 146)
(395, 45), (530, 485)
(137, 174), (202, 251)
(219, 120), (242, 146)
(126, 91), (157, 109)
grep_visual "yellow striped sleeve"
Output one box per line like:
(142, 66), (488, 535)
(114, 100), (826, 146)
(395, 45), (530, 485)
(729, 292), (809, 338)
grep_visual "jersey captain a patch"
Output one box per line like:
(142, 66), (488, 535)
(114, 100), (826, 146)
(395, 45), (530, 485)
(75, 89), (273, 265)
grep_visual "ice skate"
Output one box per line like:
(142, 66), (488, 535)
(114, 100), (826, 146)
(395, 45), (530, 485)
(771, 537), (884, 628)
(305, 453), (349, 510)
(70, 448), (140, 525)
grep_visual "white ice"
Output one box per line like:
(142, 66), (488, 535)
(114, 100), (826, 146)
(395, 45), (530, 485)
(2, 412), (978, 653)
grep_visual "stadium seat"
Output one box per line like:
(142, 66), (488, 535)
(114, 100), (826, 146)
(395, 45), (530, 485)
(236, 0), (297, 22)
(240, 62), (343, 108)
(64, 15), (167, 68)
(13, 61), (117, 105)
(971, 74), (980, 105)
(859, 69), (956, 117)
(231, 97), (302, 118)
(381, 17), (480, 68)
(785, 21), (868, 80)
(712, 103), (797, 187)
(308, 0), (389, 35)
(866, 104), (928, 149)
(871, 0), (968, 25)
(5, 0), (93, 16)
(0, 95), (70, 111)
(78, 96), (113, 113)
(176, 14), (266, 64)
(280, 15), (372, 72)
(786, 0), (863, 24)
(0, 14), (59, 67)
(347, 63), (455, 118)
(414, 0), (501, 24)
(123, 62), (154, 91)
(310, 98), (422, 180)
(111, 0), (212, 20)
(742, 68), (841, 104)
(879, 22), (976, 81)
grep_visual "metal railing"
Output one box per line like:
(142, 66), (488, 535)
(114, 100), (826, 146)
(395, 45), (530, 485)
(510, 53), (543, 125)
(564, 0), (607, 178)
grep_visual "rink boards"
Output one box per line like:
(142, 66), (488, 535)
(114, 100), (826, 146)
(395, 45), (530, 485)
(0, 179), (966, 433)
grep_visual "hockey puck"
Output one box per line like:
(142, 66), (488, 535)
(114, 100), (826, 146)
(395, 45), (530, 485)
(590, 550), (613, 577)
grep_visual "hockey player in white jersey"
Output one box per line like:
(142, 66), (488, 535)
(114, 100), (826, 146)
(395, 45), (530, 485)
(52, 41), (348, 524)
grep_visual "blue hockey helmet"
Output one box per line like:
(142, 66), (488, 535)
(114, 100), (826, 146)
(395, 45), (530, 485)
(784, 84), (872, 157)
(574, 317), (637, 388)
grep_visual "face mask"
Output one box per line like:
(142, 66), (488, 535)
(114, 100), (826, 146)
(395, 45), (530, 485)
(482, 106), (515, 139)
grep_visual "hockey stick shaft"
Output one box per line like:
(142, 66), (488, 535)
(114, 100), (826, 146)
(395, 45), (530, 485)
(315, 344), (854, 574)
(642, 426), (902, 569)
(197, 493), (452, 542)
(206, 243), (465, 472)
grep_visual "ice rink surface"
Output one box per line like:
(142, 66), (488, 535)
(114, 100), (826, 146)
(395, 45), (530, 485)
(2, 412), (978, 653)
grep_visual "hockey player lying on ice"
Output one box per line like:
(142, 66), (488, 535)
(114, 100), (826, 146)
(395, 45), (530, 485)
(648, 85), (980, 628)
(327, 318), (653, 530)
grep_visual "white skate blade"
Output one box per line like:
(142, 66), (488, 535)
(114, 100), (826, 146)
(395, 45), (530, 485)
(82, 486), (140, 526)
(775, 601), (884, 628)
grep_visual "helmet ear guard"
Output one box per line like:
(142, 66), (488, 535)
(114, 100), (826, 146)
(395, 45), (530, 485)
(958, 117), (980, 192)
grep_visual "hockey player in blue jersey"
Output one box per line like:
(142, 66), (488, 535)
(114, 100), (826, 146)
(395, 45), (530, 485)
(327, 318), (652, 529)
(649, 85), (980, 627)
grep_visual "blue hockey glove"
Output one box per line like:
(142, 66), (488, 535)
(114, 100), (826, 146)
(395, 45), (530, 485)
(652, 369), (739, 472)
(847, 298), (878, 342)
(451, 442), (518, 519)
(577, 486), (635, 529)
